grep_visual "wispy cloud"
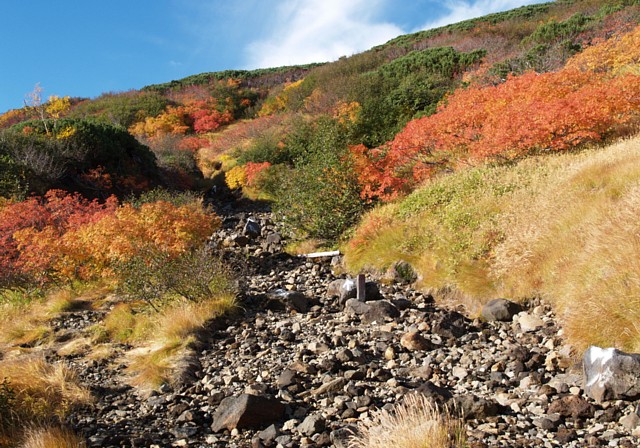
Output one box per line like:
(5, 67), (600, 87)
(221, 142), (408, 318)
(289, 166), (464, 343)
(243, 0), (403, 68)
(417, 0), (547, 31)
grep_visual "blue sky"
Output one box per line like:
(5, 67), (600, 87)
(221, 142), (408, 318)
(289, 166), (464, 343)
(0, 0), (546, 113)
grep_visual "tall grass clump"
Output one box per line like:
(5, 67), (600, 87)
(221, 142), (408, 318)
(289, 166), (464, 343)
(345, 136), (640, 351)
(349, 393), (466, 448)
(19, 426), (85, 448)
(0, 358), (91, 445)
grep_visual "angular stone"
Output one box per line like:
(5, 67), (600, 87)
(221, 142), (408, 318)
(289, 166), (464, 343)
(243, 218), (261, 238)
(517, 313), (545, 332)
(454, 394), (501, 420)
(298, 414), (326, 436)
(361, 300), (400, 324)
(210, 394), (285, 432)
(583, 346), (640, 403)
(482, 298), (523, 322)
(548, 395), (595, 419)
(400, 331), (434, 351)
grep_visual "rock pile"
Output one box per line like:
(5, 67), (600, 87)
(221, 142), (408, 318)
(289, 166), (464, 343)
(57, 208), (640, 447)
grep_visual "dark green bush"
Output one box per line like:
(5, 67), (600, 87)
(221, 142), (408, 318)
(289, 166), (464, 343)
(116, 247), (237, 310)
(5, 118), (159, 197)
(70, 91), (170, 128)
(266, 117), (366, 242)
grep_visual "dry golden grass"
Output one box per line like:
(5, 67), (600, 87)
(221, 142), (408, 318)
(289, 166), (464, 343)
(126, 293), (236, 391)
(19, 426), (85, 448)
(0, 358), (92, 445)
(99, 303), (152, 344)
(345, 135), (640, 350)
(349, 393), (466, 448)
(46, 290), (84, 314)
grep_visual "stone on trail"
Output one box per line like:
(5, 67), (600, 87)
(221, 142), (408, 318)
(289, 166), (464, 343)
(210, 394), (285, 432)
(583, 345), (640, 403)
(482, 298), (523, 322)
(243, 217), (262, 239)
(400, 331), (434, 351)
(327, 278), (381, 304)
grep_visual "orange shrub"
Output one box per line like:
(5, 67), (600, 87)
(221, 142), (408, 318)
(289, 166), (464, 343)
(0, 191), (219, 284)
(355, 68), (640, 201)
(244, 162), (271, 188)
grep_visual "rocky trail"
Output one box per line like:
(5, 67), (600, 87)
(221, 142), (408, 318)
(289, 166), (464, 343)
(41, 196), (640, 447)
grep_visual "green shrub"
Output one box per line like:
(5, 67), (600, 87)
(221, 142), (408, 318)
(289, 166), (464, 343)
(70, 91), (171, 128)
(268, 117), (366, 242)
(0, 153), (26, 199)
(6, 118), (159, 196)
(116, 247), (237, 310)
(128, 187), (203, 208)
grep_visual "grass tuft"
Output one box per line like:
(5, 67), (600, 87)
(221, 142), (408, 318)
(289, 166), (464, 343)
(349, 393), (466, 448)
(0, 358), (91, 444)
(20, 426), (85, 448)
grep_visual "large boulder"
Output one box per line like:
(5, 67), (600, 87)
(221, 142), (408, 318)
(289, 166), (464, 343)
(327, 278), (381, 304)
(210, 394), (285, 432)
(266, 289), (311, 313)
(583, 346), (640, 403)
(482, 298), (523, 322)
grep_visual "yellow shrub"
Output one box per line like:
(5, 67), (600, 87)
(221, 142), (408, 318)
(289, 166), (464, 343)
(225, 165), (247, 190)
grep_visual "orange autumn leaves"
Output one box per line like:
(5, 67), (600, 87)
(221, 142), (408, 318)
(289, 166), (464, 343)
(129, 98), (234, 141)
(354, 25), (640, 201)
(0, 191), (218, 284)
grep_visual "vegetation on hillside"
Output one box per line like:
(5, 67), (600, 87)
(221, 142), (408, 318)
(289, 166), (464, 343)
(1, 1), (640, 444)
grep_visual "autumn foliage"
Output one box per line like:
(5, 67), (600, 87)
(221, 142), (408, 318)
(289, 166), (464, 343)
(0, 190), (218, 284)
(354, 26), (640, 201)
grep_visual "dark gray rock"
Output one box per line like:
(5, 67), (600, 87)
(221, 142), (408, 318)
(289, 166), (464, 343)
(210, 394), (285, 432)
(454, 394), (501, 420)
(361, 300), (400, 324)
(258, 424), (278, 444)
(583, 346), (640, 403)
(344, 298), (370, 315)
(482, 298), (523, 322)
(243, 218), (262, 238)
(298, 414), (326, 436)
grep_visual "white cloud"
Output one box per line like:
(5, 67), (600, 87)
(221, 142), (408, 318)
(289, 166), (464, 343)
(417, 0), (547, 31)
(243, 0), (403, 69)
